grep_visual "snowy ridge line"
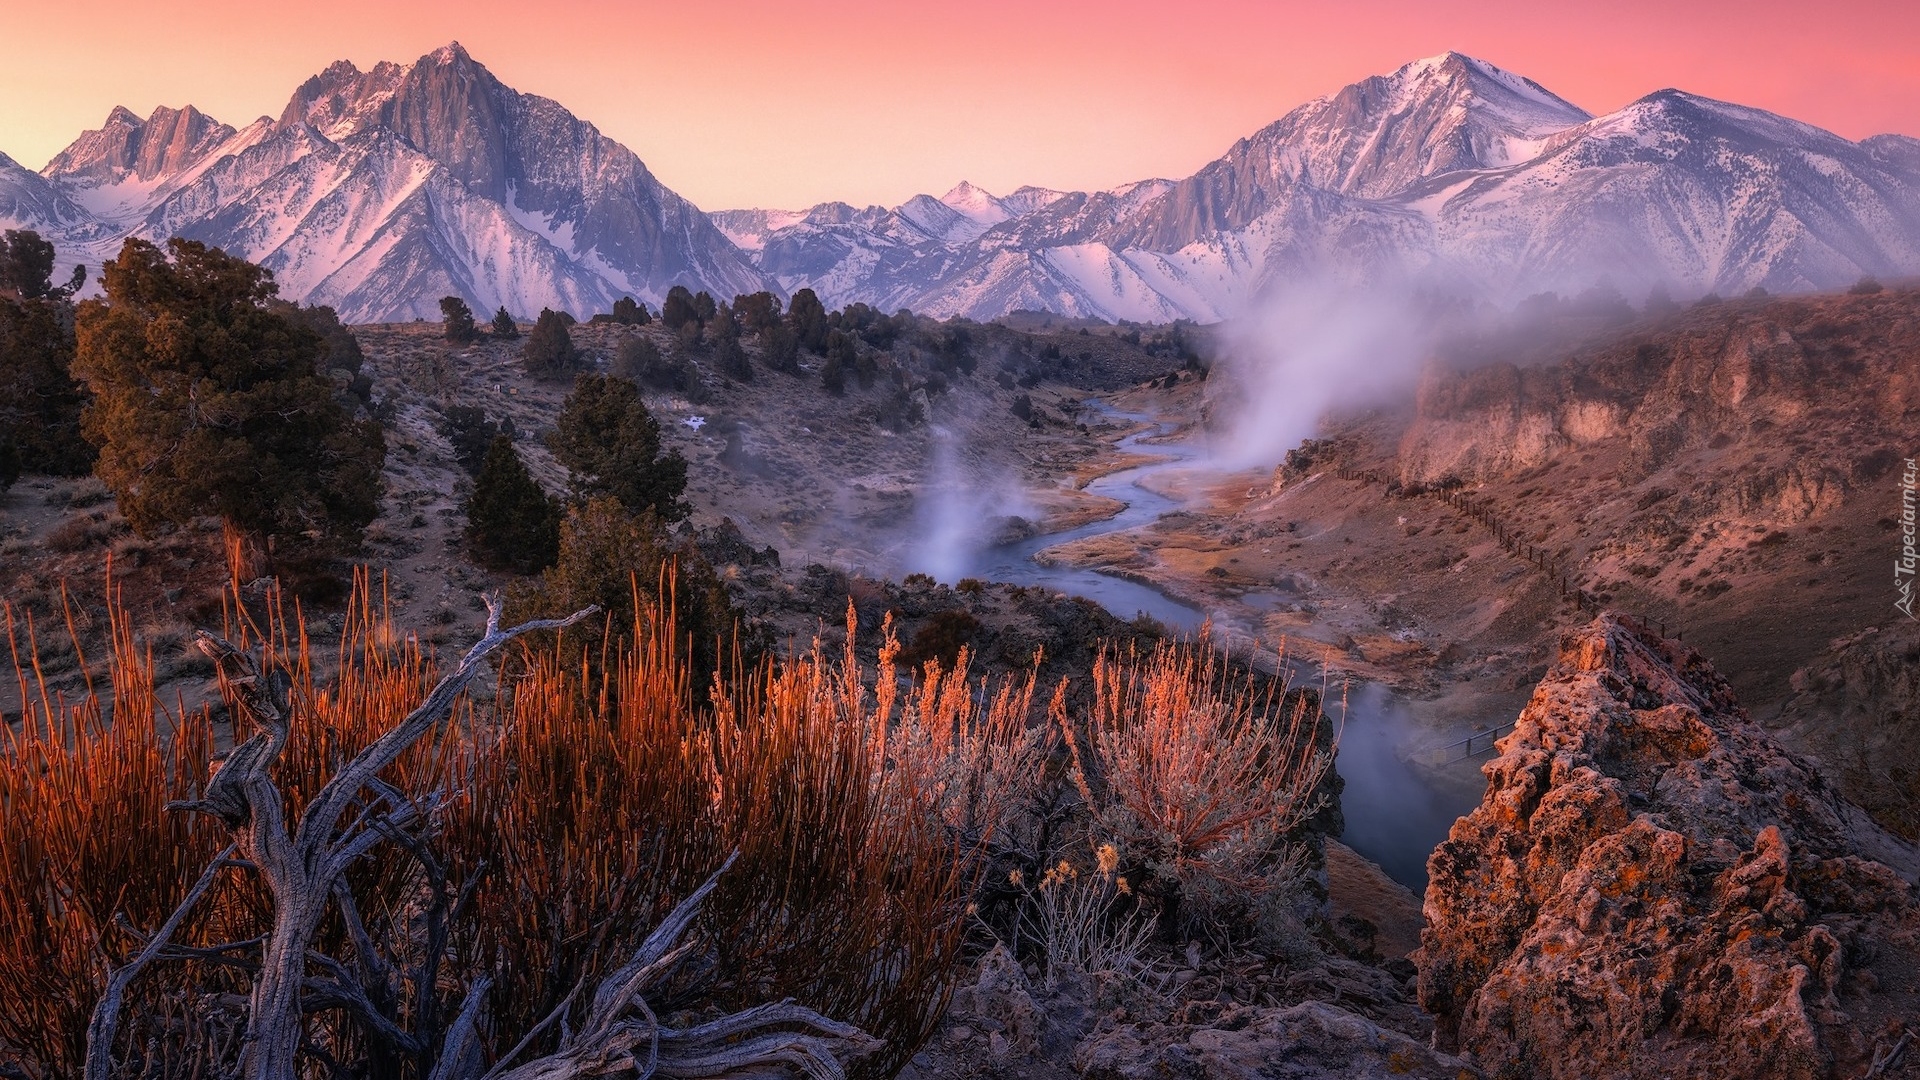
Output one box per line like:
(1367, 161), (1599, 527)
(5, 48), (1918, 324)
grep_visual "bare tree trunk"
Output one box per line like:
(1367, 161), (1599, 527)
(241, 888), (320, 1079)
(148, 595), (598, 1080)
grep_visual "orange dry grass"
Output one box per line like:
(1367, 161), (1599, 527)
(871, 611), (1048, 845)
(4, 568), (1000, 1079)
(0, 573), (228, 1076)
(1066, 634), (1335, 898)
(443, 602), (993, 1077)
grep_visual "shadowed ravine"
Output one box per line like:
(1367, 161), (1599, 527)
(950, 407), (1478, 890)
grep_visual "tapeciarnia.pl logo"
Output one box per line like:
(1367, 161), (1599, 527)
(1898, 457), (1917, 619)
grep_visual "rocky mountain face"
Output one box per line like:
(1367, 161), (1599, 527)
(720, 52), (1920, 322)
(43, 104), (234, 186)
(8, 49), (1918, 323)
(8, 43), (766, 322)
(1418, 614), (1920, 1079)
(1397, 291), (1920, 493)
(0, 151), (107, 242)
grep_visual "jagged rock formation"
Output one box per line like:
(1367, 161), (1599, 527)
(1417, 614), (1920, 1079)
(44, 104), (235, 186)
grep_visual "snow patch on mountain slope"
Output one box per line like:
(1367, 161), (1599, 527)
(4, 44), (768, 322)
(504, 180), (579, 256)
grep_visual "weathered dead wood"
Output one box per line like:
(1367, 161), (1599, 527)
(81, 842), (236, 1080)
(86, 594), (597, 1080)
(83, 591), (885, 1080)
(487, 854), (883, 1080)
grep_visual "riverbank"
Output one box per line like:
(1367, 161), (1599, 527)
(928, 397), (1494, 892)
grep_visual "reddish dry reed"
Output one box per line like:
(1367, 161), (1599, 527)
(1, 572), (998, 1079)
(1, 570), (260, 1076)
(2, 562), (1337, 1078)
(1064, 632), (1336, 909)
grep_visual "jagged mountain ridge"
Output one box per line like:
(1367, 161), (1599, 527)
(6, 48), (1919, 324)
(718, 52), (1920, 322)
(12, 43), (766, 322)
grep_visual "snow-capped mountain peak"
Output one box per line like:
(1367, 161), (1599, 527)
(710, 52), (1920, 324)
(939, 181), (1008, 221)
(8, 43), (769, 322)
(9, 50), (1918, 326)
(44, 103), (237, 187)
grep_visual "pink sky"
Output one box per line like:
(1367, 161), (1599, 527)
(4, 0), (1916, 210)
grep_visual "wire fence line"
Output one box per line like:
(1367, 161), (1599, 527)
(1332, 464), (1684, 767)
(1332, 465), (1684, 643)
(1413, 720), (1519, 768)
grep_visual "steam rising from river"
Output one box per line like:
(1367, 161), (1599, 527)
(1207, 278), (1440, 470)
(903, 419), (1035, 584)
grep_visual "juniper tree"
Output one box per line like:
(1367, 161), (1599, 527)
(789, 288), (828, 352)
(286, 304), (365, 377)
(506, 496), (760, 690)
(440, 296), (480, 342)
(0, 228), (84, 300)
(614, 334), (666, 384)
(662, 285), (698, 330)
(821, 351), (846, 395)
(0, 232), (93, 480)
(521, 307), (580, 379)
(548, 373), (689, 522)
(824, 329), (859, 391)
(615, 334), (706, 398)
(463, 433), (560, 573)
(708, 301), (747, 377)
(71, 238), (385, 554)
(611, 295), (650, 325)
(762, 321), (800, 375)
(439, 406), (512, 477)
(734, 290), (781, 333)
(491, 306), (520, 338)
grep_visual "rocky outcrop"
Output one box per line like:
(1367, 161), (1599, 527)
(1776, 623), (1920, 841)
(1417, 614), (1920, 1079)
(899, 944), (1476, 1080)
(43, 104), (236, 186)
(1073, 1001), (1474, 1080)
(1397, 291), (1920, 508)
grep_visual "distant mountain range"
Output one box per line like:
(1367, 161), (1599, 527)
(5, 46), (1918, 323)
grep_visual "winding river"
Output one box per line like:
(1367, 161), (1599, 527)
(952, 407), (1480, 891)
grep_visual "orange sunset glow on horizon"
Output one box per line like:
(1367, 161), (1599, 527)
(3, 0), (1918, 211)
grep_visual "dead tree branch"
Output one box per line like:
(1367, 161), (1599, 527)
(89, 595), (597, 1080)
(83, 593), (883, 1080)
